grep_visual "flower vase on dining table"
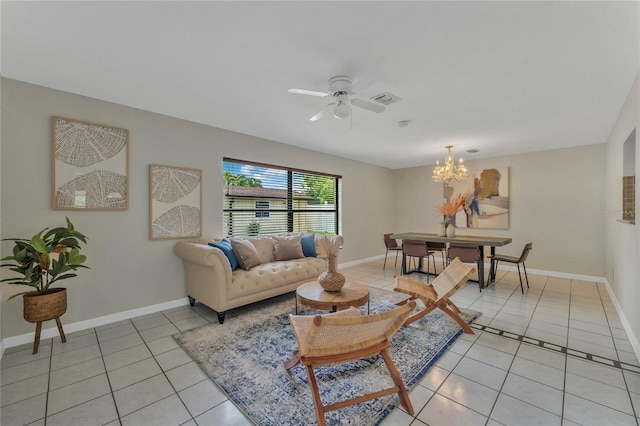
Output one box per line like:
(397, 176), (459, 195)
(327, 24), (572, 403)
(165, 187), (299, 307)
(438, 222), (446, 237)
(445, 215), (456, 238)
(446, 223), (456, 238)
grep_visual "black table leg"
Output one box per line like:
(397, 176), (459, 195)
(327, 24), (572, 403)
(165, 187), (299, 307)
(489, 246), (497, 282)
(478, 246), (485, 291)
(401, 252), (407, 275)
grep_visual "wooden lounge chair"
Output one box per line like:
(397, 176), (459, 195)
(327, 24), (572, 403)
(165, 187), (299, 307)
(394, 257), (477, 333)
(284, 301), (416, 426)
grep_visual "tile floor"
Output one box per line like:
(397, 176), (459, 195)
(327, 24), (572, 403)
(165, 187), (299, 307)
(2, 257), (639, 426)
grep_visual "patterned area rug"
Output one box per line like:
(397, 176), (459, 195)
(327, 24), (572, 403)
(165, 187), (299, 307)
(174, 287), (480, 426)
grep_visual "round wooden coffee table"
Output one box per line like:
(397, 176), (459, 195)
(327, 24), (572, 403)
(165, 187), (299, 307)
(295, 281), (370, 314)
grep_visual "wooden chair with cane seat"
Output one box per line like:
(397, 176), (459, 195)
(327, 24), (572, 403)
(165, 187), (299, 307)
(284, 301), (417, 426)
(383, 233), (402, 269)
(394, 257), (477, 333)
(487, 242), (533, 293)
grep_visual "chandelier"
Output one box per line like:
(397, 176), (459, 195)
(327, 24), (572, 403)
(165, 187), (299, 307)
(432, 145), (467, 183)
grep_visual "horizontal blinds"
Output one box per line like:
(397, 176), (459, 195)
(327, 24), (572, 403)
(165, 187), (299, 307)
(223, 159), (339, 237)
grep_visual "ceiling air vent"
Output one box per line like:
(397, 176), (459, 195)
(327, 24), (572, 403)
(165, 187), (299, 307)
(370, 92), (401, 105)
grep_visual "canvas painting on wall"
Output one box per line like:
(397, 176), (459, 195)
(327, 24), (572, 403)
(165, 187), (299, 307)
(52, 117), (129, 210)
(446, 167), (509, 229)
(150, 164), (202, 240)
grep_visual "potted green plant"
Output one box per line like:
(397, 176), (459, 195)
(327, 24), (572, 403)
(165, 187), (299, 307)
(1, 216), (88, 353)
(248, 220), (260, 236)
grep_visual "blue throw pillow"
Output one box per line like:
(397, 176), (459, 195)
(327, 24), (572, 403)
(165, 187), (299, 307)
(209, 239), (239, 270)
(301, 233), (317, 257)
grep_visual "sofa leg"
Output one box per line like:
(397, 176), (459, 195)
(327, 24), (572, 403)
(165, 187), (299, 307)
(188, 296), (195, 307)
(217, 311), (226, 324)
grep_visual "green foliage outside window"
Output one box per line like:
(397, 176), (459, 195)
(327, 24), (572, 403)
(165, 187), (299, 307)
(223, 171), (263, 187)
(300, 175), (335, 204)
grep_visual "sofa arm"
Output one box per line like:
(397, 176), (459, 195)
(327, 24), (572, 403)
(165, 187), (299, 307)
(173, 241), (233, 313)
(173, 241), (228, 269)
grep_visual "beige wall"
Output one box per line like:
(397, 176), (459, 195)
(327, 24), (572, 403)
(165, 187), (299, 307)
(0, 71), (3, 350)
(605, 72), (640, 342)
(0, 78), (396, 339)
(394, 144), (607, 277)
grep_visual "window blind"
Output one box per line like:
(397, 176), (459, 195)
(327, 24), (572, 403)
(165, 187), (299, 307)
(223, 159), (341, 237)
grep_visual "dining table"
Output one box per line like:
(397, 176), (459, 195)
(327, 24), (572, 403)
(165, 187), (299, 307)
(390, 232), (512, 291)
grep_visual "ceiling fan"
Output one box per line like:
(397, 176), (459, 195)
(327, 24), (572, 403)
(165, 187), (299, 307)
(288, 75), (385, 121)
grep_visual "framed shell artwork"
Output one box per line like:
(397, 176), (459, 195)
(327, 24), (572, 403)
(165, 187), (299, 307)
(149, 164), (202, 240)
(52, 116), (129, 210)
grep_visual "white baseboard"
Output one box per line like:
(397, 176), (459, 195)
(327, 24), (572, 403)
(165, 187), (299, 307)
(601, 279), (640, 364)
(339, 255), (385, 268)
(349, 254), (607, 283)
(1, 297), (190, 350)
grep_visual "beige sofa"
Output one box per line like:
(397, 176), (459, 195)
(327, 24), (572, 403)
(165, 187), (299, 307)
(173, 234), (343, 323)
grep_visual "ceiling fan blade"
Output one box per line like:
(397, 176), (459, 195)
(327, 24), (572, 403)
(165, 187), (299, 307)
(350, 71), (384, 93)
(288, 88), (330, 97)
(310, 103), (334, 121)
(351, 98), (385, 113)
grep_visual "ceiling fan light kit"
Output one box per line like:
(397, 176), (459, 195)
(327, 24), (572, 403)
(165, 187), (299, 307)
(333, 97), (351, 119)
(288, 74), (386, 122)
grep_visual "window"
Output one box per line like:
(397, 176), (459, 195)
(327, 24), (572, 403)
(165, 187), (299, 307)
(223, 158), (341, 237)
(255, 201), (270, 218)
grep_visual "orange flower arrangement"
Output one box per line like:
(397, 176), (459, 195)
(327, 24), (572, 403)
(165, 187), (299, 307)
(437, 193), (466, 216)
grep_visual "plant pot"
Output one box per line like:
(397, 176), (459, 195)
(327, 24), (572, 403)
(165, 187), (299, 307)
(23, 288), (67, 354)
(23, 288), (67, 322)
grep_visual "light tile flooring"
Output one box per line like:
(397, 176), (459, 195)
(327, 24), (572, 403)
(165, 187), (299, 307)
(2, 257), (639, 425)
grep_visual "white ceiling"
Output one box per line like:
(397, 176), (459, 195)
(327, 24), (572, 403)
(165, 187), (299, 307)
(2, 1), (639, 169)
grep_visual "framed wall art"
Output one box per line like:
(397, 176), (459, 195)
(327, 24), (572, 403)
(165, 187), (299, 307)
(149, 164), (202, 240)
(52, 116), (129, 210)
(446, 167), (510, 229)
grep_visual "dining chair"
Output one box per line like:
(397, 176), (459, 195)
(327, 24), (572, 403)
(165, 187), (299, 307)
(402, 239), (436, 276)
(394, 257), (477, 333)
(383, 233), (402, 269)
(447, 242), (481, 282)
(426, 242), (447, 271)
(284, 301), (416, 426)
(487, 242), (533, 293)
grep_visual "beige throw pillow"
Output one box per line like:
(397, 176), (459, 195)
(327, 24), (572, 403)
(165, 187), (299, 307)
(249, 237), (275, 264)
(272, 234), (304, 261)
(230, 238), (262, 270)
